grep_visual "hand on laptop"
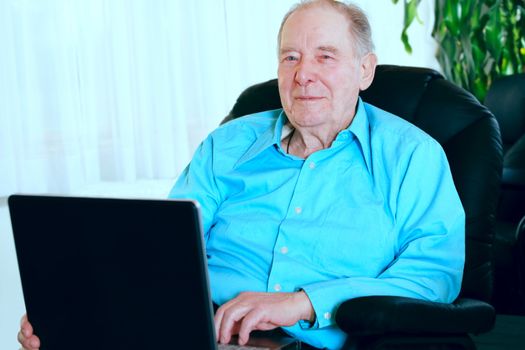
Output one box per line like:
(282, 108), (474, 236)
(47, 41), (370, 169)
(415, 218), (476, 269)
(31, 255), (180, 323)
(18, 314), (40, 350)
(214, 290), (314, 346)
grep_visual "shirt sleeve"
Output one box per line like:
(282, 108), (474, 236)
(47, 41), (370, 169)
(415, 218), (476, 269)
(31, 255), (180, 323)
(168, 134), (221, 237)
(300, 139), (466, 329)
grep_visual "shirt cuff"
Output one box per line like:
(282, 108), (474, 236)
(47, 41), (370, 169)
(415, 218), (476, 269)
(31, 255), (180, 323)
(298, 285), (337, 329)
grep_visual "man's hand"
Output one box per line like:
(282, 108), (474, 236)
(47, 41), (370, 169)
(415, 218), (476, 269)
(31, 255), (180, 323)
(214, 291), (314, 346)
(18, 314), (40, 350)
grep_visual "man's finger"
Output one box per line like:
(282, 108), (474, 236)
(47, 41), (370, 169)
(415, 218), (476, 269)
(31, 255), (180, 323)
(214, 307), (224, 341)
(237, 309), (265, 345)
(219, 305), (249, 344)
(20, 315), (33, 337)
(17, 330), (25, 345)
(26, 336), (40, 350)
(29, 336), (40, 349)
(18, 332), (40, 350)
(214, 298), (239, 341)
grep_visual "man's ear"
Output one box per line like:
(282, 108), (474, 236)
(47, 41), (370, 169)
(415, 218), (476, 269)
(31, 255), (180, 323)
(359, 53), (377, 91)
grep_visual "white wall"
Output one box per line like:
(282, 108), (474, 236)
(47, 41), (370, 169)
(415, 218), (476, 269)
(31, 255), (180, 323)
(0, 199), (24, 348)
(0, 1), (437, 348)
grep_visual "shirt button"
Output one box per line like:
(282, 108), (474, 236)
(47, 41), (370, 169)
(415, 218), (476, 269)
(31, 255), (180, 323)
(324, 312), (332, 320)
(274, 284), (282, 292)
(280, 246), (289, 254)
(309, 162), (316, 169)
(295, 207), (302, 214)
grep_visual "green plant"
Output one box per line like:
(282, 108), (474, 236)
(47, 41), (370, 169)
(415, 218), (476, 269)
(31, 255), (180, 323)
(393, 0), (525, 101)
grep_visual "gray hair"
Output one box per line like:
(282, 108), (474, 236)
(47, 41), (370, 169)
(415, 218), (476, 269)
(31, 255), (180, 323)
(277, 0), (375, 58)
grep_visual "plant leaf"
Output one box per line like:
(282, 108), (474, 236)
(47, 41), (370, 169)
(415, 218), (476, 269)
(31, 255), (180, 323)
(398, 0), (422, 54)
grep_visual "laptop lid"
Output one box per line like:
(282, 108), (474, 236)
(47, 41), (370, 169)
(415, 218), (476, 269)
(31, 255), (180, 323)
(9, 195), (217, 350)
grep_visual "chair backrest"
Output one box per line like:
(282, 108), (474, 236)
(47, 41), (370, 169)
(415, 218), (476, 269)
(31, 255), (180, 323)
(484, 74), (525, 222)
(484, 74), (525, 154)
(224, 64), (503, 302)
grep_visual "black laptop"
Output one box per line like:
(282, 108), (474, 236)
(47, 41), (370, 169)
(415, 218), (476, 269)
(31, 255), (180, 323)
(9, 195), (299, 350)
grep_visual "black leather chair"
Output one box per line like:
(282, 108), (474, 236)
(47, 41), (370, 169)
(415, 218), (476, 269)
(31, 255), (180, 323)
(224, 65), (503, 349)
(484, 73), (525, 315)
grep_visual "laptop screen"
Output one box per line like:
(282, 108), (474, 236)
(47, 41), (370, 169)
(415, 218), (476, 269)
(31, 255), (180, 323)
(9, 195), (217, 350)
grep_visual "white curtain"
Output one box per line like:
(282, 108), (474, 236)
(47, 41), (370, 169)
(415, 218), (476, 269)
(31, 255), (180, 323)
(0, 0), (437, 198)
(0, 0), (295, 196)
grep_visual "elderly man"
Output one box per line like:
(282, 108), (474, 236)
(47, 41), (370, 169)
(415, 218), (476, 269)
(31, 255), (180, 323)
(18, 1), (465, 349)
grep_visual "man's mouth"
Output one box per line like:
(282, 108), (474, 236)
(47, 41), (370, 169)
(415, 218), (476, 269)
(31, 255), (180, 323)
(295, 96), (324, 101)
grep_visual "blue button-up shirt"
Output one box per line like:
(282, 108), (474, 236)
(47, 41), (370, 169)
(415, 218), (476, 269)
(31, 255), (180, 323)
(169, 99), (465, 349)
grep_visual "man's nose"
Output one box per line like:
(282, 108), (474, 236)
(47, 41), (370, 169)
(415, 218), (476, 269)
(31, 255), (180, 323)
(294, 59), (317, 86)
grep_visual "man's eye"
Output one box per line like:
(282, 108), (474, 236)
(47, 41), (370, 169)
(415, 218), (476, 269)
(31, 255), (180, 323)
(284, 56), (298, 61)
(321, 55), (333, 60)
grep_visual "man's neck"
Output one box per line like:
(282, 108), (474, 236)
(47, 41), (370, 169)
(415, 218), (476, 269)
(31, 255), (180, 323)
(284, 116), (354, 159)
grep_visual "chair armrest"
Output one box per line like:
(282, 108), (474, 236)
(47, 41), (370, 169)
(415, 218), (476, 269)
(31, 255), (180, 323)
(335, 296), (495, 336)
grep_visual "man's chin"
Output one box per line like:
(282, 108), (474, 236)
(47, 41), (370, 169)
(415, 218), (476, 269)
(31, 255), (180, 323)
(289, 114), (328, 129)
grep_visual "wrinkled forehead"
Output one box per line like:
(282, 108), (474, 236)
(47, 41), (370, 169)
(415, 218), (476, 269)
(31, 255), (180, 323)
(279, 5), (355, 53)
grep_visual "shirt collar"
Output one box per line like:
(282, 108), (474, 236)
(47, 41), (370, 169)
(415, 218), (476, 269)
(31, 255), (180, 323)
(234, 110), (289, 168)
(234, 98), (372, 173)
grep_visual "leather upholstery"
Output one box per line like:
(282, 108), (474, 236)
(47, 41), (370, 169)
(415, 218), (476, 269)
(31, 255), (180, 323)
(484, 73), (525, 314)
(485, 73), (525, 221)
(485, 74), (525, 153)
(336, 296), (495, 336)
(224, 65), (503, 349)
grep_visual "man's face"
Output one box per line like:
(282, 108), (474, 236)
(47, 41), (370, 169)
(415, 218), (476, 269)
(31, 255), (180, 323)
(278, 5), (371, 131)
